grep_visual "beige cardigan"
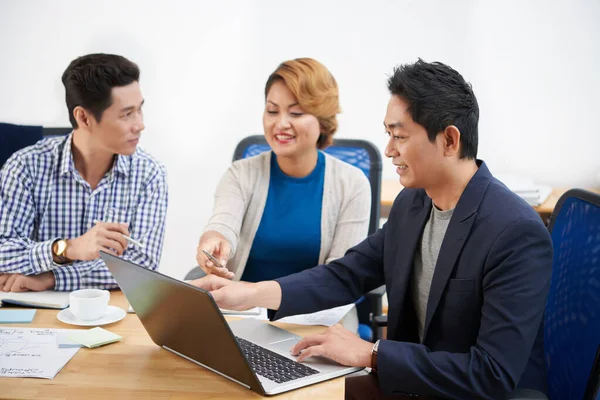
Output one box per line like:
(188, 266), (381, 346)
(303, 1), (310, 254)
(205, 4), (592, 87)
(203, 151), (372, 280)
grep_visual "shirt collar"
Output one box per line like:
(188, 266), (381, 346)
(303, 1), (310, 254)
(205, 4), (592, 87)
(59, 134), (131, 178)
(59, 134), (75, 177)
(114, 153), (130, 177)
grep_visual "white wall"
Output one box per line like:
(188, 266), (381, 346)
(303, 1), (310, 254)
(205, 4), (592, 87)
(1, 0), (599, 279)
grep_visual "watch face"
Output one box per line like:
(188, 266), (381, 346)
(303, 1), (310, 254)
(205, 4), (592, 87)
(56, 240), (67, 255)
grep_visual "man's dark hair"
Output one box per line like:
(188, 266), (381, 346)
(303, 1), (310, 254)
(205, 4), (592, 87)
(387, 59), (479, 159)
(62, 53), (140, 128)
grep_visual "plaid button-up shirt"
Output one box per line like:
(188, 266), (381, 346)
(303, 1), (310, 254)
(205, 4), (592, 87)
(0, 134), (168, 291)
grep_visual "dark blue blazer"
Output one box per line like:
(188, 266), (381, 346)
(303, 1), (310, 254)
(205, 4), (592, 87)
(273, 161), (553, 399)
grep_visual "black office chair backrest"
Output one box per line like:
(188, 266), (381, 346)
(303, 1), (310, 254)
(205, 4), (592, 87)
(0, 124), (71, 170)
(0, 123), (43, 169)
(232, 135), (382, 235)
(43, 127), (72, 138)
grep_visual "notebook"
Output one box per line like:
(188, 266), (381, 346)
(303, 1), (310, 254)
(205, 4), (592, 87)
(0, 291), (70, 309)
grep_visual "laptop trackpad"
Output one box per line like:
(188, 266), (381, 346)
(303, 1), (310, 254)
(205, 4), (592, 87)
(229, 318), (298, 346)
(268, 337), (299, 355)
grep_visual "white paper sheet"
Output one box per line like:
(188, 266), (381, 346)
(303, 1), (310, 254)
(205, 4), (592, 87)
(0, 327), (80, 379)
(223, 304), (354, 326)
(278, 304), (354, 327)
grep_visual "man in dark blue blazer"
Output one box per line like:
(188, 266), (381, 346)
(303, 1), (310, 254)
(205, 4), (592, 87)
(191, 60), (553, 399)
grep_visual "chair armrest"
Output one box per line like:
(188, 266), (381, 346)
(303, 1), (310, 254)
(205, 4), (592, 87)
(184, 266), (206, 281)
(365, 285), (386, 298)
(365, 285), (386, 317)
(373, 315), (388, 327)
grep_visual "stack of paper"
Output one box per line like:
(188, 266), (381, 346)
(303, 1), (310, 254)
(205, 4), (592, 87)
(222, 304), (354, 327)
(495, 174), (552, 206)
(278, 304), (355, 327)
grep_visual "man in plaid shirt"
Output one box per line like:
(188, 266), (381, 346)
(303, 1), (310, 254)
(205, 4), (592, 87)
(0, 54), (168, 292)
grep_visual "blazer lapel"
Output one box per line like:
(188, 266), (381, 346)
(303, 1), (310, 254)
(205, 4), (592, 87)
(387, 194), (432, 339)
(422, 161), (493, 340)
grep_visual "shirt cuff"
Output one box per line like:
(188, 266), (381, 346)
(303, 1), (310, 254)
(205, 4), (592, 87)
(29, 238), (59, 274)
(52, 267), (82, 291)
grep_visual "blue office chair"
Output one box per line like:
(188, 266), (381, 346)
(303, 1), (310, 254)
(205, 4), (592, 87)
(232, 135), (385, 341)
(584, 345), (600, 400)
(232, 135), (382, 235)
(545, 189), (600, 400)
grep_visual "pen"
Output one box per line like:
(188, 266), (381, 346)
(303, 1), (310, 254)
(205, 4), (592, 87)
(92, 220), (145, 248)
(202, 249), (226, 269)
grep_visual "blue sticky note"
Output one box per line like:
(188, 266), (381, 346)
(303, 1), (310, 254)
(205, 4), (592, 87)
(57, 332), (84, 348)
(0, 309), (37, 323)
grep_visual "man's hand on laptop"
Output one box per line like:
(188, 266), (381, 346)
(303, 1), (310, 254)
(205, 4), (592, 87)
(291, 324), (373, 368)
(189, 274), (282, 311)
(196, 231), (234, 279)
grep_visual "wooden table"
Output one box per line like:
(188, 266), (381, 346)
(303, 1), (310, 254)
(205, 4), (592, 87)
(381, 181), (596, 222)
(1, 291), (344, 399)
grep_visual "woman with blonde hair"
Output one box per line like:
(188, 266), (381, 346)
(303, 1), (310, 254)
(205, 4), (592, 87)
(196, 58), (371, 304)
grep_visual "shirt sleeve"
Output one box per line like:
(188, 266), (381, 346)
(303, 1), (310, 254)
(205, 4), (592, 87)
(202, 162), (249, 256)
(0, 156), (57, 275)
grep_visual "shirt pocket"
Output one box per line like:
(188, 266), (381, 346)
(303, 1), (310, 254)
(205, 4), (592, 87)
(103, 207), (132, 226)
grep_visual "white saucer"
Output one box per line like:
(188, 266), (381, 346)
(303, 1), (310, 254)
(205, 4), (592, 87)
(57, 305), (126, 326)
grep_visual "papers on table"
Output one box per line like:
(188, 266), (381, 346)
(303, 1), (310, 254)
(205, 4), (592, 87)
(224, 304), (354, 327)
(495, 174), (552, 206)
(278, 304), (354, 327)
(0, 327), (80, 379)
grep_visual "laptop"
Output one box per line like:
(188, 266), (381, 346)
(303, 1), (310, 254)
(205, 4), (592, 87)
(100, 252), (362, 395)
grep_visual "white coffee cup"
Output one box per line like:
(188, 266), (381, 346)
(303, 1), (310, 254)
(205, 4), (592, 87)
(69, 289), (110, 321)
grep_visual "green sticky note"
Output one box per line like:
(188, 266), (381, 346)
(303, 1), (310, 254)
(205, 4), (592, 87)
(68, 327), (122, 348)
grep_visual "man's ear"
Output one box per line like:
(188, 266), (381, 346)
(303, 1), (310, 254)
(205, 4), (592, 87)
(442, 125), (461, 157)
(73, 106), (93, 129)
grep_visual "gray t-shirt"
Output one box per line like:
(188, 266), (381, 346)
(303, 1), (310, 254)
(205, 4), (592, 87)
(412, 201), (454, 342)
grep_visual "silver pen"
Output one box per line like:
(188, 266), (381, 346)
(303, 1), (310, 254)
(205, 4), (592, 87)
(92, 219), (145, 248)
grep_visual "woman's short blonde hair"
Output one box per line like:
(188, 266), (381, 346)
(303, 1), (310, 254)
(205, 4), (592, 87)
(265, 58), (340, 149)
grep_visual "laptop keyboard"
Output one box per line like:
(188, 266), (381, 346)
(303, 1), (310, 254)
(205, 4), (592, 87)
(236, 336), (319, 384)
